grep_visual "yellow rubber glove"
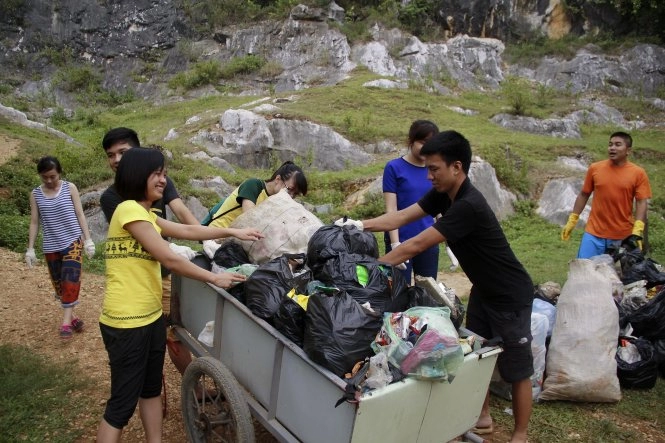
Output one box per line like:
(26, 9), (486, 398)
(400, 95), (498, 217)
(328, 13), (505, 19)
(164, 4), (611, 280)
(632, 220), (645, 250)
(561, 213), (579, 241)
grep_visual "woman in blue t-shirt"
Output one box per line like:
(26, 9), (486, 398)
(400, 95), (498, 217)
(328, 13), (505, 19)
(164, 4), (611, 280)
(383, 120), (457, 283)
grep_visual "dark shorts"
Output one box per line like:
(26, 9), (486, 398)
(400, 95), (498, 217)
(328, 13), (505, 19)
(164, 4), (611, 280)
(100, 316), (166, 429)
(466, 294), (534, 383)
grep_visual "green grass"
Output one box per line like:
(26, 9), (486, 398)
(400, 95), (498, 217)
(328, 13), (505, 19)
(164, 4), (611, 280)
(491, 378), (665, 442)
(0, 344), (97, 442)
(2, 65), (665, 286)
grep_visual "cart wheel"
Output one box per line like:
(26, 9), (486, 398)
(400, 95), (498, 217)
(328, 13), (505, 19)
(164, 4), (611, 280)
(181, 356), (255, 443)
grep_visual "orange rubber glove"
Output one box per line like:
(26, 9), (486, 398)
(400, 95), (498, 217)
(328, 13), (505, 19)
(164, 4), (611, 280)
(561, 213), (579, 241)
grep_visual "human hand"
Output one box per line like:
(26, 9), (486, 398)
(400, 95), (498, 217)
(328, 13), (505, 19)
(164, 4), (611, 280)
(25, 248), (37, 268)
(210, 271), (247, 289)
(390, 242), (409, 270)
(333, 217), (364, 231)
(84, 239), (96, 259)
(202, 239), (221, 259)
(169, 242), (197, 260)
(232, 228), (265, 242)
(560, 213), (579, 241)
(632, 220), (645, 250)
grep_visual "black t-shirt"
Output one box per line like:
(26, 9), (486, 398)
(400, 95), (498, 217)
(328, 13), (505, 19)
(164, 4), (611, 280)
(418, 178), (533, 310)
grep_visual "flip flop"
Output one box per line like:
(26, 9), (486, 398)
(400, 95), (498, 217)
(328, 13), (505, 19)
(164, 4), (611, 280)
(471, 424), (494, 435)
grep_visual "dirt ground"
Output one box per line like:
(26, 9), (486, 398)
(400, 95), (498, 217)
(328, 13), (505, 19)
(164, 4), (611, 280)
(0, 246), (496, 442)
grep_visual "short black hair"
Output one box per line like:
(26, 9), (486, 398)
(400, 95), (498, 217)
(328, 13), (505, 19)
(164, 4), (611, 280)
(420, 130), (472, 174)
(610, 131), (632, 148)
(408, 120), (439, 145)
(37, 156), (62, 174)
(103, 127), (140, 151)
(267, 160), (308, 196)
(115, 147), (165, 201)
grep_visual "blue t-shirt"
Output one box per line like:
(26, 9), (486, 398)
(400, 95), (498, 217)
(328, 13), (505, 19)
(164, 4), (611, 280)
(383, 157), (436, 241)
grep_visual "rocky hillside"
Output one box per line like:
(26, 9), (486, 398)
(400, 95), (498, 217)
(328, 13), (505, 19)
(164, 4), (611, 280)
(2, 1), (665, 247)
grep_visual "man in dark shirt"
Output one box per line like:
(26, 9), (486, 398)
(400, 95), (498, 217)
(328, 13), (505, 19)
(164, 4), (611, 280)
(100, 127), (199, 379)
(336, 130), (533, 443)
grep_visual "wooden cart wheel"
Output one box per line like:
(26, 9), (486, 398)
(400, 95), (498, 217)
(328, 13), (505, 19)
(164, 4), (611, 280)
(181, 356), (255, 443)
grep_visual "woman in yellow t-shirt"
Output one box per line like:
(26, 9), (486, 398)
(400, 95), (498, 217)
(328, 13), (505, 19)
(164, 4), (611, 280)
(97, 147), (263, 442)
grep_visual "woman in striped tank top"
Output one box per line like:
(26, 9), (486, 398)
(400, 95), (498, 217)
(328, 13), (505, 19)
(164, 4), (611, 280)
(26, 156), (96, 340)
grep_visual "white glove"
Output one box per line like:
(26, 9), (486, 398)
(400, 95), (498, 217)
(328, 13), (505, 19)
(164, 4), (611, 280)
(446, 245), (459, 271)
(202, 239), (221, 260)
(169, 242), (197, 260)
(84, 239), (96, 259)
(390, 242), (409, 270)
(333, 217), (364, 231)
(25, 248), (37, 268)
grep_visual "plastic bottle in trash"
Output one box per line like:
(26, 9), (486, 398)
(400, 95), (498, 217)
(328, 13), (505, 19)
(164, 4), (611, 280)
(198, 321), (215, 347)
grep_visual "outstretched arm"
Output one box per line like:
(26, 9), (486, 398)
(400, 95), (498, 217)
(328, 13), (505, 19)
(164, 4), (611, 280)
(127, 220), (247, 288)
(363, 202), (427, 232)
(379, 226), (444, 267)
(157, 217), (264, 242)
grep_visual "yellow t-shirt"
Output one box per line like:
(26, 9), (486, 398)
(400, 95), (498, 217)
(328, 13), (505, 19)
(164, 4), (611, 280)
(100, 200), (163, 328)
(209, 178), (268, 228)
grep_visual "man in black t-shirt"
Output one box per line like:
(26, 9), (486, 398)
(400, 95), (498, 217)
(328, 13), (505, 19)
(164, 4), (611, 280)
(336, 130), (533, 443)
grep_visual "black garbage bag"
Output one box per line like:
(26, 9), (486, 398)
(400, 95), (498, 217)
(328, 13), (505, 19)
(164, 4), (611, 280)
(303, 288), (383, 377)
(616, 337), (658, 389)
(451, 296), (466, 330)
(627, 288), (665, 340)
(652, 339), (665, 378)
(213, 240), (250, 268)
(273, 294), (308, 347)
(406, 286), (444, 308)
(317, 252), (410, 314)
(620, 256), (665, 288)
(307, 225), (379, 277)
(245, 253), (312, 321)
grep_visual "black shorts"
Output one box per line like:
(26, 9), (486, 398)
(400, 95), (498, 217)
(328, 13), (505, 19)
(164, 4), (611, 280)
(466, 294), (534, 383)
(100, 316), (166, 429)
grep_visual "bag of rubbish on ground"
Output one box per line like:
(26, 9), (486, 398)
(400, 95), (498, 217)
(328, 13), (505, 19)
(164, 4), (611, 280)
(627, 287), (665, 340)
(540, 259), (621, 402)
(371, 306), (463, 382)
(616, 336), (658, 389)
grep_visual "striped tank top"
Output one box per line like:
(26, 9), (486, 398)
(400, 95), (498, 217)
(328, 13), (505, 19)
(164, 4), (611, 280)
(33, 180), (82, 253)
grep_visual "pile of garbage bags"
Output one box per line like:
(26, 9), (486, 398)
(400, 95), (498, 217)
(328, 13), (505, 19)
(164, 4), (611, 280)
(209, 224), (468, 384)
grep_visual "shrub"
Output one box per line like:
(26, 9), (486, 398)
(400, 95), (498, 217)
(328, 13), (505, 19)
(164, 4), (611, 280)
(0, 215), (31, 252)
(220, 55), (266, 79)
(500, 76), (534, 116)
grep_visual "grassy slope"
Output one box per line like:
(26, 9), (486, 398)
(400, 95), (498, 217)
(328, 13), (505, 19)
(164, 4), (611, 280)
(3, 70), (665, 284)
